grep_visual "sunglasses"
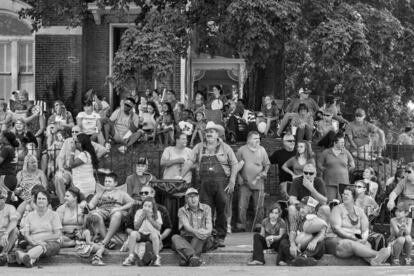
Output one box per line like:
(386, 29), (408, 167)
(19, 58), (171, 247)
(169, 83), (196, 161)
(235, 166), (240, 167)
(355, 185), (365, 189)
(139, 191), (150, 196)
(323, 114), (332, 116)
(355, 114), (363, 117)
(405, 170), (413, 174)
(285, 140), (295, 143)
(72, 131), (79, 134)
(303, 171), (315, 176)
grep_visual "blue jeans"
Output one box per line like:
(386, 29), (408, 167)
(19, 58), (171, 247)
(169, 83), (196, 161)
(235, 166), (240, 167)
(237, 185), (264, 230)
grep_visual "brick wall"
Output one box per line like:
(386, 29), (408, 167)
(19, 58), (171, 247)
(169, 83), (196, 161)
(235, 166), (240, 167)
(83, 14), (180, 105)
(35, 35), (83, 113)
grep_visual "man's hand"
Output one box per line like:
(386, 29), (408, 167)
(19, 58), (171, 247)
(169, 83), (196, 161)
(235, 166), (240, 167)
(265, 236), (274, 247)
(224, 179), (235, 194)
(194, 230), (209, 240)
(306, 239), (318, 251)
(302, 177), (314, 192)
(0, 233), (8, 247)
(289, 244), (298, 257)
(387, 200), (395, 211)
(176, 157), (186, 164)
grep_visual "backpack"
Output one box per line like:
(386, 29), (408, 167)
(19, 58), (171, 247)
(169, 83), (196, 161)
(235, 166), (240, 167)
(368, 232), (387, 251)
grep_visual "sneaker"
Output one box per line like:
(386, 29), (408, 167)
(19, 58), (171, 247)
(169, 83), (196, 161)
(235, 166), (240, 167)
(153, 255), (161, 266)
(22, 254), (33, 268)
(0, 254), (6, 266)
(391, 259), (400, 266)
(179, 259), (188, 266)
(189, 256), (202, 267)
(227, 224), (232, 234)
(216, 239), (226, 248)
(118, 146), (127, 154)
(405, 258), (412, 265)
(91, 255), (106, 266)
(304, 256), (317, 266)
(278, 261), (288, 266)
(247, 260), (264, 266)
(15, 251), (24, 265)
(370, 247), (391, 266)
(122, 255), (136, 266)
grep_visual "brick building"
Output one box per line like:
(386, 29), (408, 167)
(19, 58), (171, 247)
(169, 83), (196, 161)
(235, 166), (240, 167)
(0, 0), (248, 114)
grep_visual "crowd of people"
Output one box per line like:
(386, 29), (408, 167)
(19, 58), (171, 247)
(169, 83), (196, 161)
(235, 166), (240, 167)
(0, 86), (412, 269)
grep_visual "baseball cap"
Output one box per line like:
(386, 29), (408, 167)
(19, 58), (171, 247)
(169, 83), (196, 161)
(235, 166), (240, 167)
(136, 157), (149, 165)
(355, 108), (365, 117)
(300, 196), (319, 208)
(185, 188), (199, 196)
(299, 88), (311, 95)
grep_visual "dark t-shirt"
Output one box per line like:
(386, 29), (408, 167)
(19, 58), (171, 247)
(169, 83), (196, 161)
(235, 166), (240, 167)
(269, 149), (296, 182)
(0, 146), (16, 175)
(289, 176), (327, 202)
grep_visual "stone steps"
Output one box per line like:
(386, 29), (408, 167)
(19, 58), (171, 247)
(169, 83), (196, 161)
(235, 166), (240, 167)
(38, 248), (368, 267)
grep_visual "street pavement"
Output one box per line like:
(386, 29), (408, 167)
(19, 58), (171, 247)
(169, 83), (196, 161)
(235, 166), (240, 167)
(2, 265), (414, 276)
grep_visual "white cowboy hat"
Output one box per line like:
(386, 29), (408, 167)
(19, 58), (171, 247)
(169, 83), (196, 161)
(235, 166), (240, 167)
(205, 121), (225, 137)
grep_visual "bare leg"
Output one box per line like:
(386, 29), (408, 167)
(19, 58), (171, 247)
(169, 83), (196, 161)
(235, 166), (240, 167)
(102, 212), (122, 246)
(127, 231), (140, 255)
(150, 233), (160, 255)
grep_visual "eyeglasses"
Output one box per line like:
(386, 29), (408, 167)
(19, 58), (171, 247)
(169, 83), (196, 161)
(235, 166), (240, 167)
(303, 171), (315, 176)
(139, 191), (150, 196)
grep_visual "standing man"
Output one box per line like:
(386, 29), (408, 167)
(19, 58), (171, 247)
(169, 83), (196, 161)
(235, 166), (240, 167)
(180, 121), (238, 247)
(269, 134), (296, 200)
(171, 188), (212, 267)
(236, 131), (270, 231)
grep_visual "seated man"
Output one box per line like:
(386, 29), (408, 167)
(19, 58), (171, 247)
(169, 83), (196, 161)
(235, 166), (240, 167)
(105, 97), (143, 153)
(277, 196), (327, 266)
(125, 157), (156, 201)
(85, 173), (134, 248)
(345, 108), (386, 160)
(288, 162), (328, 223)
(54, 125), (108, 204)
(277, 87), (319, 136)
(387, 162), (414, 211)
(171, 188), (212, 267)
(0, 189), (19, 266)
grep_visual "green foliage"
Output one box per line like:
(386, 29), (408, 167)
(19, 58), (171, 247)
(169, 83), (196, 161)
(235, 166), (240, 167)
(223, 0), (300, 71)
(110, 6), (190, 92)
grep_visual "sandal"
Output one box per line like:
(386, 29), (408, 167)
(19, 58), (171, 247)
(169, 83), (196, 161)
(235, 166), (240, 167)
(105, 241), (116, 250)
(79, 244), (93, 258)
(247, 260), (264, 266)
(91, 255), (106, 266)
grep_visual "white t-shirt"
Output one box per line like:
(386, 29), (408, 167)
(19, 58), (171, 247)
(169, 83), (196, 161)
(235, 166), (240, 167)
(161, 146), (192, 183)
(77, 111), (100, 135)
(72, 151), (96, 196)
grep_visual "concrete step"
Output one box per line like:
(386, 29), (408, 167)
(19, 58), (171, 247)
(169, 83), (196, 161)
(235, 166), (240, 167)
(39, 248), (368, 267)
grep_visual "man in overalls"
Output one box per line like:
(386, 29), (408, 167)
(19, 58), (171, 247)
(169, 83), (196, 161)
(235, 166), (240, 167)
(180, 121), (238, 247)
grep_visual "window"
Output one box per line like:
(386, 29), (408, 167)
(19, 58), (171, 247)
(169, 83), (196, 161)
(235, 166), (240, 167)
(18, 42), (34, 95)
(0, 43), (12, 97)
(0, 41), (34, 100)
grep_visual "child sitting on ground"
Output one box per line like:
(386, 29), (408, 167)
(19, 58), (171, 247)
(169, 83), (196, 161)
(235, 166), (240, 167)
(77, 214), (107, 266)
(122, 197), (163, 267)
(389, 202), (412, 265)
